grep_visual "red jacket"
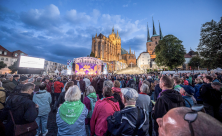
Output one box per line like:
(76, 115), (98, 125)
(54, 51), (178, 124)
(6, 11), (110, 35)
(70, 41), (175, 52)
(54, 81), (64, 93)
(44, 81), (53, 93)
(90, 96), (120, 136)
(184, 80), (189, 85)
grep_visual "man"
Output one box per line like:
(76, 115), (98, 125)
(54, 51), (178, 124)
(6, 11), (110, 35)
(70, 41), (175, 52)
(12, 75), (20, 86)
(13, 76), (29, 93)
(126, 76), (136, 88)
(0, 83), (38, 136)
(200, 76), (222, 121)
(53, 77), (64, 105)
(2, 74), (16, 93)
(34, 77), (42, 93)
(156, 107), (222, 136)
(154, 76), (185, 135)
(83, 76), (91, 89)
(44, 78), (53, 93)
(212, 74), (220, 82)
(79, 76), (86, 102)
(97, 76), (105, 99)
(107, 88), (149, 136)
(211, 82), (222, 92)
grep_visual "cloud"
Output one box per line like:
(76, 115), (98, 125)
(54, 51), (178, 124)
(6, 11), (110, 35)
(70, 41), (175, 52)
(123, 4), (128, 7)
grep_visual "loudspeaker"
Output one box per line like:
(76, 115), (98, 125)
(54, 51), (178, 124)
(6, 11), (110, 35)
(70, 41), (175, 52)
(72, 63), (75, 71)
(101, 65), (103, 72)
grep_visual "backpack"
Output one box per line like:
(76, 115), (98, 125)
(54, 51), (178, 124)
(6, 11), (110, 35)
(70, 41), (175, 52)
(87, 96), (97, 118)
(0, 89), (7, 107)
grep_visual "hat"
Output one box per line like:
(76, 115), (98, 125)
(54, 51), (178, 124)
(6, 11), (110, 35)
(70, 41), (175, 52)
(121, 88), (138, 101)
(13, 75), (19, 78)
(20, 76), (28, 81)
(182, 85), (195, 95)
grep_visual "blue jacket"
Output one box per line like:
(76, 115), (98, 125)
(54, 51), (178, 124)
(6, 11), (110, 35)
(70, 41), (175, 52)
(194, 83), (203, 101)
(212, 79), (220, 83)
(183, 96), (194, 108)
(33, 90), (52, 116)
(56, 106), (88, 136)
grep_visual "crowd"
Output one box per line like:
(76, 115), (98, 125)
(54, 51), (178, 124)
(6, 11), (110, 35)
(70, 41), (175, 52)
(0, 72), (222, 136)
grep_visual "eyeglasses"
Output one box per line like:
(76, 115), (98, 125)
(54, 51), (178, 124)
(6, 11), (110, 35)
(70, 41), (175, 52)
(184, 104), (204, 136)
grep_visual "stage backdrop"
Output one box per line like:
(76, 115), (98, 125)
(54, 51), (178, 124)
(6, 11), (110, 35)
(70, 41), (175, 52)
(75, 63), (98, 75)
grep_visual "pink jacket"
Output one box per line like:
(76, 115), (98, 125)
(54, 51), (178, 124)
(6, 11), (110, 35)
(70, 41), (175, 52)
(90, 96), (120, 136)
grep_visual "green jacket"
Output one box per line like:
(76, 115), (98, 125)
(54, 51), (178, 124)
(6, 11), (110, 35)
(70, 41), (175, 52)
(12, 79), (19, 86)
(2, 80), (16, 93)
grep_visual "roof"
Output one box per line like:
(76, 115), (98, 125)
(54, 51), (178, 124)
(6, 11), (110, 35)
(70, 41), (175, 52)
(0, 45), (27, 58)
(121, 48), (128, 55)
(137, 52), (150, 59)
(184, 54), (192, 58)
(152, 34), (159, 37)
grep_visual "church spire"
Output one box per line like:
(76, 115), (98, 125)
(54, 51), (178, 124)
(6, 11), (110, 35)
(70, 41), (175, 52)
(117, 29), (119, 38)
(129, 46), (131, 54)
(152, 17), (157, 35)
(159, 21), (163, 40)
(147, 22), (151, 41)
(95, 32), (97, 37)
(112, 26), (114, 34)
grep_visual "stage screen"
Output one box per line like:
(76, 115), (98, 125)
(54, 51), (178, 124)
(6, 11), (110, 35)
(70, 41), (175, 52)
(75, 63), (97, 75)
(19, 56), (45, 69)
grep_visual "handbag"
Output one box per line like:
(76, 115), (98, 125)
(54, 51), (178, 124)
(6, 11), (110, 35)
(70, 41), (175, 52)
(9, 110), (38, 136)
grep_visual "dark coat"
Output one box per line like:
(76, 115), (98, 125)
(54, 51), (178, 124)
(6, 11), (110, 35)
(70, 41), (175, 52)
(0, 93), (38, 136)
(57, 91), (65, 107)
(79, 80), (86, 93)
(154, 84), (162, 101)
(200, 83), (222, 107)
(97, 78), (105, 94)
(113, 93), (125, 110)
(154, 89), (185, 134)
(34, 82), (41, 93)
(12, 79), (19, 86)
(13, 84), (24, 94)
(126, 79), (135, 87)
(2, 80), (16, 93)
(91, 80), (98, 92)
(107, 106), (149, 136)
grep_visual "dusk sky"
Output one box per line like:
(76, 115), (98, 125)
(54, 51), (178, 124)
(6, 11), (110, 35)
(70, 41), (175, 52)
(0, 0), (221, 64)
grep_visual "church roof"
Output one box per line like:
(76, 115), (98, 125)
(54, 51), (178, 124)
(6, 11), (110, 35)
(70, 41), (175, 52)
(121, 48), (128, 55)
(152, 34), (159, 37)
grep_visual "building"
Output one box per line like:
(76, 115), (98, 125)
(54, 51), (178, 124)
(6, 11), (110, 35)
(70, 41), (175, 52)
(44, 60), (67, 75)
(91, 27), (137, 70)
(146, 18), (163, 59)
(137, 52), (151, 72)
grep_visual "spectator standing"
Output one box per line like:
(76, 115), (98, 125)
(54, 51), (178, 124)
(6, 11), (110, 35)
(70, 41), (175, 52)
(12, 75), (20, 86)
(57, 81), (74, 107)
(0, 81), (6, 112)
(2, 74), (16, 93)
(13, 76), (28, 93)
(83, 76), (91, 89)
(112, 80), (125, 110)
(79, 77), (86, 102)
(56, 85), (88, 136)
(180, 85), (196, 107)
(33, 83), (52, 136)
(53, 77), (64, 106)
(44, 78), (53, 93)
(97, 76), (105, 99)
(194, 78), (203, 104)
(34, 77), (42, 93)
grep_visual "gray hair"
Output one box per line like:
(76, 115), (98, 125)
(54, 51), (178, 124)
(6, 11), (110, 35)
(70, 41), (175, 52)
(140, 84), (150, 94)
(86, 86), (96, 96)
(65, 85), (81, 102)
(36, 77), (42, 82)
(0, 81), (2, 87)
(6, 74), (13, 80)
(21, 83), (35, 92)
(103, 80), (113, 88)
(139, 78), (143, 82)
(211, 82), (222, 87)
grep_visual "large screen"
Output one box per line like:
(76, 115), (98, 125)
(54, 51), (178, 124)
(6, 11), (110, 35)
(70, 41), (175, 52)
(19, 56), (45, 69)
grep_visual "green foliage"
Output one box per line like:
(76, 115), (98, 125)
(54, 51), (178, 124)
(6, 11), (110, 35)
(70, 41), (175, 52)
(188, 56), (202, 70)
(90, 52), (95, 57)
(0, 61), (7, 70)
(8, 58), (20, 74)
(155, 34), (186, 69)
(197, 17), (222, 69)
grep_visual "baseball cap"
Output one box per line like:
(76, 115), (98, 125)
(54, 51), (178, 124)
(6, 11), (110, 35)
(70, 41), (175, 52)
(121, 88), (138, 101)
(181, 85), (195, 95)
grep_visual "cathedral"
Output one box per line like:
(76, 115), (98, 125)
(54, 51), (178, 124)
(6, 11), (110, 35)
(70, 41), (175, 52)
(91, 27), (137, 68)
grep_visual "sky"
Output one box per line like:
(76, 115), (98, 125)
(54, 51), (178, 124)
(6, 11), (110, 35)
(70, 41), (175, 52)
(0, 0), (222, 64)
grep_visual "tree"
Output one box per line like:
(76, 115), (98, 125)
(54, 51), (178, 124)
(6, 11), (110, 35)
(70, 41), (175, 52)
(0, 61), (7, 70)
(197, 17), (222, 69)
(90, 51), (95, 57)
(8, 59), (20, 74)
(188, 56), (203, 70)
(155, 34), (186, 70)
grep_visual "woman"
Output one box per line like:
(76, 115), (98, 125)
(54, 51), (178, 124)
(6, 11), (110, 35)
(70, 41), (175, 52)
(112, 80), (125, 110)
(126, 76), (130, 84)
(194, 78), (203, 104)
(56, 85), (88, 136)
(138, 78), (143, 93)
(57, 81), (74, 107)
(90, 86), (120, 136)
(83, 86), (99, 135)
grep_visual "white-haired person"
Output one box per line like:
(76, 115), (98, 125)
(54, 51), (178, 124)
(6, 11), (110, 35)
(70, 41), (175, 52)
(83, 86), (99, 135)
(56, 85), (88, 136)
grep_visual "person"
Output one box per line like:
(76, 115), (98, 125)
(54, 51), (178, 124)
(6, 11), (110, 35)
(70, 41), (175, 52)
(91, 77), (98, 93)
(57, 81), (74, 107)
(112, 80), (125, 110)
(83, 86), (99, 135)
(56, 85), (88, 136)
(182, 77), (189, 85)
(180, 85), (196, 107)
(34, 77), (42, 93)
(12, 75), (20, 86)
(154, 80), (162, 101)
(194, 78), (203, 104)
(13, 76), (29, 93)
(212, 74), (220, 82)
(83, 76), (91, 89)
(119, 77), (126, 88)
(90, 86), (120, 136)
(173, 77), (184, 92)
(2, 74), (16, 93)
(33, 83), (52, 136)
(200, 76), (222, 121)
(154, 76), (185, 135)
(0, 83), (38, 136)
(211, 82), (222, 91)
(53, 77), (64, 106)
(44, 78), (53, 93)
(79, 76), (86, 102)
(97, 76), (105, 99)
(138, 78), (143, 93)
(107, 88), (149, 136)
(0, 81), (6, 112)
(156, 107), (222, 136)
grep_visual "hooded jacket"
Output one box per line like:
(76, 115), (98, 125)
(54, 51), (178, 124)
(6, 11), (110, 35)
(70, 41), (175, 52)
(2, 80), (16, 93)
(33, 90), (52, 116)
(90, 96), (120, 136)
(112, 87), (125, 110)
(54, 81), (64, 93)
(154, 89), (185, 134)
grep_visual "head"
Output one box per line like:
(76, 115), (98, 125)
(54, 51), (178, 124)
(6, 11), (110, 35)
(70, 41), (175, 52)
(86, 86), (96, 96)
(159, 76), (174, 90)
(39, 83), (46, 90)
(102, 86), (113, 97)
(195, 78), (203, 84)
(20, 76), (29, 84)
(104, 80), (114, 88)
(65, 81), (74, 91)
(76, 76), (80, 81)
(114, 80), (120, 88)
(45, 78), (49, 83)
(154, 80), (159, 86)
(122, 88), (138, 106)
(65, 85), (81, 102)
(211, 82), (222, 91)
(143, 80), (150, 87)
(203, 76), (213, 83)
(6, 74), (13, 81)
(173, 77), (181, 85)
(36, 77), (42, 82)
(140, 84), (150, 94)
(13, 75), (20, 81)
(156, 107), (222, 136)
(21, 83), (35, 95)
